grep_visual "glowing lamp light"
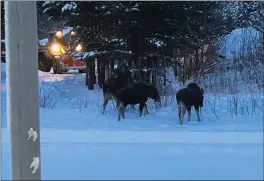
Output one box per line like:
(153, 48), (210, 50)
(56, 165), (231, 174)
(70, 31), (76, 36)
(55, 31), (63, 38)
(51, 43), (61, 55)
(75, 44), (83, 52)
(52, 44), (59, 52)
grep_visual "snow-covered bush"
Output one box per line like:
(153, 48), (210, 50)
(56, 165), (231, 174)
(70, 96), (89, 109)
(156, 67), (183, 95)
(202, 93), (264, 117)
(201, 27), (264, 94)
(38, 81), (59, 108)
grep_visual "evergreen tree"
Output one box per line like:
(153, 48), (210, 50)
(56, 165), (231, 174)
(42, 1), (235, 78)
(1, 1), (5, 38)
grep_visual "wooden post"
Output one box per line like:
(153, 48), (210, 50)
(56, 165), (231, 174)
(5, 1), (41, 180)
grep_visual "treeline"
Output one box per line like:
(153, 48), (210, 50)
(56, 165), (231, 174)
(2, 1), (263, 86)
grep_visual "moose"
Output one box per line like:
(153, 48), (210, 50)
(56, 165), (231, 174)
(116, 82), (161, 121)
(176, 83), (204, 125)
(102, 63), (130, 114)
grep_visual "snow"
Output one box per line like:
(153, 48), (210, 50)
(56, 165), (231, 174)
(27, 128), (39, 142)
(220, 27), (261, 58)
(39, 38), (48, 46)
(62, 26), (73, 35)
(1, 63), (263, 179)
(61, 2), (77, 13)
(30, 157), (40, 174)
(69, 51), (96, 61)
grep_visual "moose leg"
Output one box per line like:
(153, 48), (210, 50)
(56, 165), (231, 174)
(118, 102), (125, 121)
(194, 105), (201, 121)
(181, 105), (187, 125)
(121, 104), (125, 119)
(177, 102), (181, 125)
(179, 102), (186, 125)
(139, 103), (145, 117)
(112, 96), (120, 110)
(103, 93), (111, 114)
(144, 103), (149, 115)
(116, 100), (120, 110)
(187, 107), (191, 122)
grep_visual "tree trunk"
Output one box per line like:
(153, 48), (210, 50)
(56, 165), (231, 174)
(92, 59), (96, 84)
(100, 66), (105, 86)
(85, 65), (88, 86)
(110, 59), (114, 73)
(152, 59), (158, 86)
(87, 59), (94, 90)
(105, 60), (110, 81)
(97, 60), (102, 88)
(129, 33), (139, 69)
(5, 1), (41, 180)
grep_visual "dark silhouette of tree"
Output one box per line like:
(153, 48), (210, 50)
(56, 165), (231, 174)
(1, 1), (5, 38)
(42, 1), (238, 82)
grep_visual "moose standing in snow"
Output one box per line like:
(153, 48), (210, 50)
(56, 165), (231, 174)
(102, 63), (130, 113)
(176, 83), (204, 125)
(115, 82), (161, 121)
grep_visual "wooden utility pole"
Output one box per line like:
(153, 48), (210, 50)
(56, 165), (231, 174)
(0, 2), (2, 179)
(5, 1), (41, 180)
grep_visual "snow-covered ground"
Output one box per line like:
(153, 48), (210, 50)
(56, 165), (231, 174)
(1, 63), (263, 179)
